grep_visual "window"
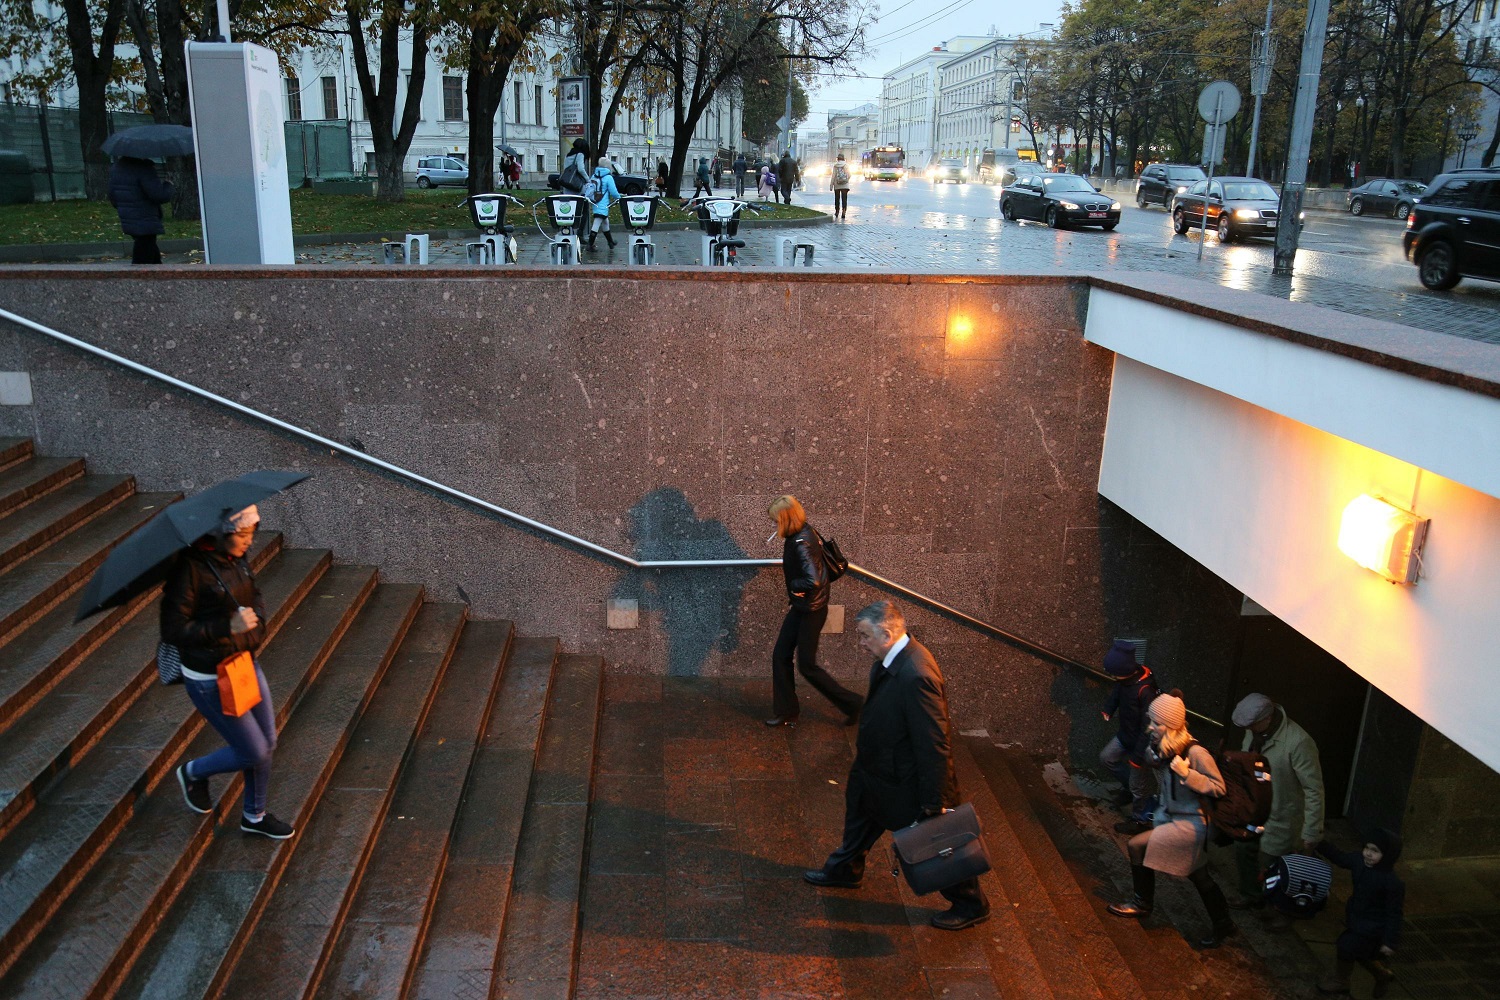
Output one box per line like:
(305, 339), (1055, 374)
(443, 75), (463, 120)
(535, 84), (543, 125)
(321, 76), (338, 119)
(626, 156), (633, 172)
(513, 81), (522, 123)
(1011, 80), (1024, 102)
(537, 153), (545, 171)
(1425, 178), (1480, 207)
(284, 76), (302, 120)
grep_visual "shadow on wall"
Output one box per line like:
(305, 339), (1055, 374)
(613, 487), (760, 677)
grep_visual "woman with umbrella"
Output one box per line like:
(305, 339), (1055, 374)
(163, 504), (293, 839)
(103, 124), (193, 265)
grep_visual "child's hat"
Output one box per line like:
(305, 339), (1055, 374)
(1103, 639), (1140, 677)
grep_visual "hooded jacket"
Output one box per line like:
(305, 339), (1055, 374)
(590, 165), (620, 216)
(1102, 666), (1158, 757)
(108, 158), (175, 236)
(781, 524), (829, 612)
(1319, 829), (1405, 950)
(160, 544), (267, 673)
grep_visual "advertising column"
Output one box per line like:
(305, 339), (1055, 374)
(558, 76), (588, 170)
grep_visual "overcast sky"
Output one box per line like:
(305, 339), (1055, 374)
(805, 0), (1065, 126)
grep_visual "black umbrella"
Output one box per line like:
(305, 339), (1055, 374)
(74, 470), (310, 622)
(101, 124), (196, 160)
(497, 143), (521, 157)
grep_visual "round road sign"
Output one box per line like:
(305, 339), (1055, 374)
(1198, 81), (1242, 125)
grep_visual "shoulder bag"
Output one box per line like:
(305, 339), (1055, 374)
(817, 531), (849, 581)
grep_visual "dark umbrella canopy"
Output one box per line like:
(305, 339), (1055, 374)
(102, 124), (196, 160)
(497, 143), (521, 156)
(74, 470), (310, 622)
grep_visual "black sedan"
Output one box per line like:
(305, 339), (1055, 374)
(999, 173), (1121, 230)
(547, 170), (651, 196)
(1171, 177), (1283, 241)
(1348, 177), (1425, 220)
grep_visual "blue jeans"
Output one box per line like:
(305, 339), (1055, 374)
(183, 663), (276, 817)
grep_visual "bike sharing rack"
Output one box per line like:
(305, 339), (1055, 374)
(382, 233), (430, 265)
(775, 236), (816, 267)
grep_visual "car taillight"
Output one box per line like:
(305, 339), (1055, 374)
(1406, 214), (1415, 229)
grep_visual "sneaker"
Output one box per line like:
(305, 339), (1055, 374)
(240, 812), (295, 840)
(176, 763), (211, 814)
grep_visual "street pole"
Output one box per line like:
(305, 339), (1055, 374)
(1247, 0), (1274, 177)
(782, 24), (795, 155)
(1272, 0), (1331, 275)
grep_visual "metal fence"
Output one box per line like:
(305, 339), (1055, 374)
(0, 104), (355, 200)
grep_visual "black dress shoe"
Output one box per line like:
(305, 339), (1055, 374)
(764, 715), (798, 727)
(1195, 922), (1237, 949)
(803, 870), (860, 889)
(931, 908), (990, 931)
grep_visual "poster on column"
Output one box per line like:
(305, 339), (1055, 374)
(559, 77), (587, 138)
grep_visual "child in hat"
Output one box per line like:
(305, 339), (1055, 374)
(1316, 829), (1405, 997)
(1098, 639), (1159, 831)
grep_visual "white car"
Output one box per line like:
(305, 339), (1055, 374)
(415, 156), (469, 189)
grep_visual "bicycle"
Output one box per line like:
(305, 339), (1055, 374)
(619, 194), (670, 266)
(455, 192), (524, 264)
(532, 194), (592, 265)
(682, 195), (762, 266)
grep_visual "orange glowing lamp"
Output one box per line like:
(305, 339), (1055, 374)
(1336, 494), (1430, 585)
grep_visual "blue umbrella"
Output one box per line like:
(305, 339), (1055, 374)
(101, 124), (196, 159)
(73, 470), (310, 621)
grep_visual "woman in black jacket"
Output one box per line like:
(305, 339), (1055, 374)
(162, 504), (293, 839)
(107, 156), (175, 264)
(765, 495), (864, 727)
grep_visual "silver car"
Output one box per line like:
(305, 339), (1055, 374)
(415, 156), (469, 189)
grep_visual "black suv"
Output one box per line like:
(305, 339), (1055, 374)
(1136, 163), (1206, 208)
(1402, 168), (1500, 290)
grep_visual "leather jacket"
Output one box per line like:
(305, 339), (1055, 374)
(160, 545), (266, 673)
(782, 524), (830, 612)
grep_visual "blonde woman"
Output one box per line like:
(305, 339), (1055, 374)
(1107, 690), (1234, 948)
(765, 496), (863, 727)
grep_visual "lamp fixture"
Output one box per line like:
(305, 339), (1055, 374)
(1336, 494), (1429, 585)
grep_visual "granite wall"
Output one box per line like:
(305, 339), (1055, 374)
(0, 269), (1241, 760)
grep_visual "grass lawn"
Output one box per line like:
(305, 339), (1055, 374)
(0, 186), (824, 246)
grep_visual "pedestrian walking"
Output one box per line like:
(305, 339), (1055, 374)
(803, 600), (991, 931)
(712, 155), (722, 187)
(561, 138), (591, 193)
(586, 157), (619, 252)
(164, 505), (294, 840)
(733, 153), (748, 197)
(1106, 690), (1236, 948)
(1228, 693), (1325, 927)
(685, 157), (713, 203)
(764, 495), (863, 727)
(759, 164), (775, 201)
(777, 150), (799, 205)
(508, 155), (522, 189)
(108, 156), (175, 264)
(1097, 639), (1158, 832)
(655, 157), (669, 195)
(830, 153), (852, 219)
(1316, 830), (1404, 997)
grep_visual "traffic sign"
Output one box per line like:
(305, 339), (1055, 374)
(1198, 81), (1242, 125)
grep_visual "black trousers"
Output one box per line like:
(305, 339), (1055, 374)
(771, 607), (862, 719)
(779, 181), (793, 204)
(735, 174), (746, 196)
(822, 783), (989, 917)
(131, 234), (162, 264)
(833, 189), (848, 215)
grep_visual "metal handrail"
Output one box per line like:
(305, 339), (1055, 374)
(0, 305), (1221, 726)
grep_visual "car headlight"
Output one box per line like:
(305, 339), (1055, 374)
(1111, 201), (1122, 210)
(1299, 211), (1306, 221)
(1176, 185), (1188, 192)
(1234, 208), (1259, 219)
(1059, 201), (1079, 210)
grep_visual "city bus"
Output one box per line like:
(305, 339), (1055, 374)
(867, 145), (906, 181)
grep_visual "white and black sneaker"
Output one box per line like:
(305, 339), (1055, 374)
(240, 812), (295, 840)
(176, 763), (212, 814)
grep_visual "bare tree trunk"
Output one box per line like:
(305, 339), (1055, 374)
(62, 0), (126, 199)
(1483, 101), (1500, 167)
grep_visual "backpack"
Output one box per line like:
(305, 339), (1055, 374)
(1263, 853), (1332, 917)
(832, 162), (850, 186)
(1182, 741), (1274, 843)
(560, 156), (586, 193)
(581, 175), (600, 204)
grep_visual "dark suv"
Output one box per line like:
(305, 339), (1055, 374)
(1136, 163), (1206, 208)
(1402, 168), (1500, 290)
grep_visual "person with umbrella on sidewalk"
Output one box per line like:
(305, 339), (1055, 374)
(102, 124), (192, 265)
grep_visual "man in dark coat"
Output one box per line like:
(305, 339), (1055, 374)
(732, 153), (748, 197)
(804, 600), (990, 930)
(777, 151), (799, 205)
(108, 157), (175, 264)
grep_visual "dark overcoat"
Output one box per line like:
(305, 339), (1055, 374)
(108, 157), (174, 236)
(846, 638), (961, 831)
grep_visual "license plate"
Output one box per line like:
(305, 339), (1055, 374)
(1088, 211), (1107, 218)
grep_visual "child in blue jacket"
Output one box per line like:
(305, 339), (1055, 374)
(587, 159), (620, 251)
(1316, 829), (1405, 997)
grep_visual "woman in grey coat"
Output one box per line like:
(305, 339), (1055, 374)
(1107, 690), (1235, 947)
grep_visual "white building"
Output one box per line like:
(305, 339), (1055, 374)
(1451, 8), (1499, 173)
(879, 39), (988, 167)
(826, 103), (879, 164)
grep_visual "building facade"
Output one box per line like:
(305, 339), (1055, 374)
(825, 102), (880, 165)
(879, 40), (986, 168)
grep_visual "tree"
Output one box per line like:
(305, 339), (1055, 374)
(345, 0), (435, 200)
(739, 32), (808, 146)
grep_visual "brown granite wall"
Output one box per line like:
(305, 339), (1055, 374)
(0, 269), (1238, 758)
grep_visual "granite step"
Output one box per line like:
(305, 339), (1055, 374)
(0, 534), (287, 839)
(0, 490), (178, 649)
(110, 585), (431, 1000)
(309, 619), (515, 1000)
(201, 604), (475, 1000)
(0, 455), (84, 519)
(405, 637), (562, 1000)
(0, 439), (32, 473)
(492, 653), (604, 1000)
(0, 557), (363, 991)
(988, 745), (1278, 1000)
(0, 474), (134, 575)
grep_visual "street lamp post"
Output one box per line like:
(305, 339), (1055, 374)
(1272, 0), (1332, 275)
(1458, 120), (1480, 168)
(1246, 0), (1275, 177)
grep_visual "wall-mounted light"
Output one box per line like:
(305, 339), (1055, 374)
(1337, 494), (1430, 585)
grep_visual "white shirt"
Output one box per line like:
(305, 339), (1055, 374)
(882, 633), (910, 670)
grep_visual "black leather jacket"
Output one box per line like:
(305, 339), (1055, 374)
(782, 525), (830, 612)
(160, 546), (266, 673)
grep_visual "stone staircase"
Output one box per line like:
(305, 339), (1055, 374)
(0, 436), (1286, 999)
(0, 438), (602, 1000)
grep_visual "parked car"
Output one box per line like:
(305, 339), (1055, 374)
(414, 156), (469, 189)
(546, 169), (651, 196)
(1136, 163), (1206, 208)
(931, 159), (968, 184)
(1347, 177), (1426, 220)
(1402, 168), (1500, 290)
(1000, 172), (1121, 229)
(1171, 177), (1283, 241)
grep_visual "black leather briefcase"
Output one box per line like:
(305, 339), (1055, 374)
(891, 802), (992, 896)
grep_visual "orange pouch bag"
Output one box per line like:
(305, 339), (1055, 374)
(216, 651), (261, 717)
